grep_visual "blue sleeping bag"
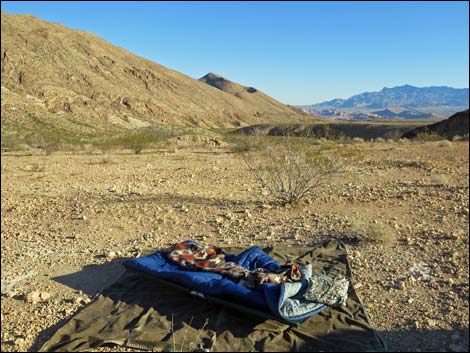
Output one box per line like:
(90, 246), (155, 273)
(123, 240), (326, 321)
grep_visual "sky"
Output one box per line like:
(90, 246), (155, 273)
(2, 1), (469, 105)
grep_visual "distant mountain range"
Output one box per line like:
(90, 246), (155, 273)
(299, 85), (469, 120)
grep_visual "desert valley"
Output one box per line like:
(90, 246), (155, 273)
(1, 8), (469, 353)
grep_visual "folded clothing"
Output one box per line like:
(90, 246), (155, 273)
(304, 274), (349, 307)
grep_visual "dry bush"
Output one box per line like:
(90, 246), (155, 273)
(416, 131), (445, 142)
(242, 136), (363, 205)
(385, 130), (402, 142)
(123, 133), (154, 154)
(88, 155), (117, 165)
(352, 137), (365, 144)
(437, 140), (453, 148)
(226, 129), (262, 154)
(347, 220), (396, 245)
(19, 163), (46, 172)
(95, 131), (160, 154)
(398, 138), (410, 144)
(374, 137), (385, 143)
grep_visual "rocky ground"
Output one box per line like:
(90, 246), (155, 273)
(1, 140), (469, 352)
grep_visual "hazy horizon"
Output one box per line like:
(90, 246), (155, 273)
(2, 1), (469, 105)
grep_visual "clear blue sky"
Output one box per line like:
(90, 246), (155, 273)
(2, 1), (469, 105)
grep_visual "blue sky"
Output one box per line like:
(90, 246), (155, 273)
(2, 1), (469, 105)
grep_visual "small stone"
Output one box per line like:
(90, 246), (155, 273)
(104, 251), (117, 259)
(397, 281), (406, 290)
(40, 292), (51, 301)
(14, 337), (25, 346)
(354, 282), (363, 289)
(26, 291), (50, 304)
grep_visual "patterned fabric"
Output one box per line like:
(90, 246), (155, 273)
(161, 242), (302, 289)
(303, 274), (349, 307)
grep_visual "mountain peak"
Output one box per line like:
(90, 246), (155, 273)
(201, 72), (224, 80)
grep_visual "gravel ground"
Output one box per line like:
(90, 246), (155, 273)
(1, 141), (468, 352)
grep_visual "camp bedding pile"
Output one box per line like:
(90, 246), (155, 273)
(123, 240), (342, 322)
(40, 240), (386, 352)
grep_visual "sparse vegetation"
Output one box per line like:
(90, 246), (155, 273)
(242, 136), (363, 205)
(437, 140), (453, 148)
(226, 130), (263, 154)
(384, 129), (402, 142)
(88, 155), (117, 165)
(93, 129), (175, 154)
(347, 220), (397, 245)
(416, 130), (446, 142)
(352, 137), (365, 144)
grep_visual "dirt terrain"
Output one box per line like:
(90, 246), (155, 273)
(1, 140), (469, 352)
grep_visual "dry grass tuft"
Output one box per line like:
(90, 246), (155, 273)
(347, 220), (397, 245)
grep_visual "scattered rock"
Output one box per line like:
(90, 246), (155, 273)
(104, 250), (117, 259)
(26, 291), (51, 304)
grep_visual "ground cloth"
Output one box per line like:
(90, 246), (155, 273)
(39, 240), (386, 352)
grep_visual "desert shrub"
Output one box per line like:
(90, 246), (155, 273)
(398, 138), (410, 144)
(385, 130), (402, 142)
(416, 130), (445, 142)
(352, 137), (365, 144)
(123, 133), (154, 154)
(88, 155), (117, 165)
(452, 135), (463, 142)
(94, 130), (162, 154)
(226, 129), (263, 154)
(347, 220), (396, 244)
(437, 140), (453, 148)
(242, 136), (363, 205)
(334, 132), (349, 143)
(374, 137), (385, 143)
(19, 163), (46, 172)
(34, 136), (60, 155)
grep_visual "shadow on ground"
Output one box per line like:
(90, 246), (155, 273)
(52, 259), (127, 297)
(31, 255), (469, 352)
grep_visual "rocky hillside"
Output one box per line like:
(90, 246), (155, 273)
(0, 12), (306, 138)
(199, 73), (302, 118)
(402, 110), (469, 139)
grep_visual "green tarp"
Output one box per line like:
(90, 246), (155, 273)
(40, 240), (386, 352)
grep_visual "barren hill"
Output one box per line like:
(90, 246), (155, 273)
(199, 72), (302, 119)
(0, 12), (307, 137)
(402, 110), (469, 139)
